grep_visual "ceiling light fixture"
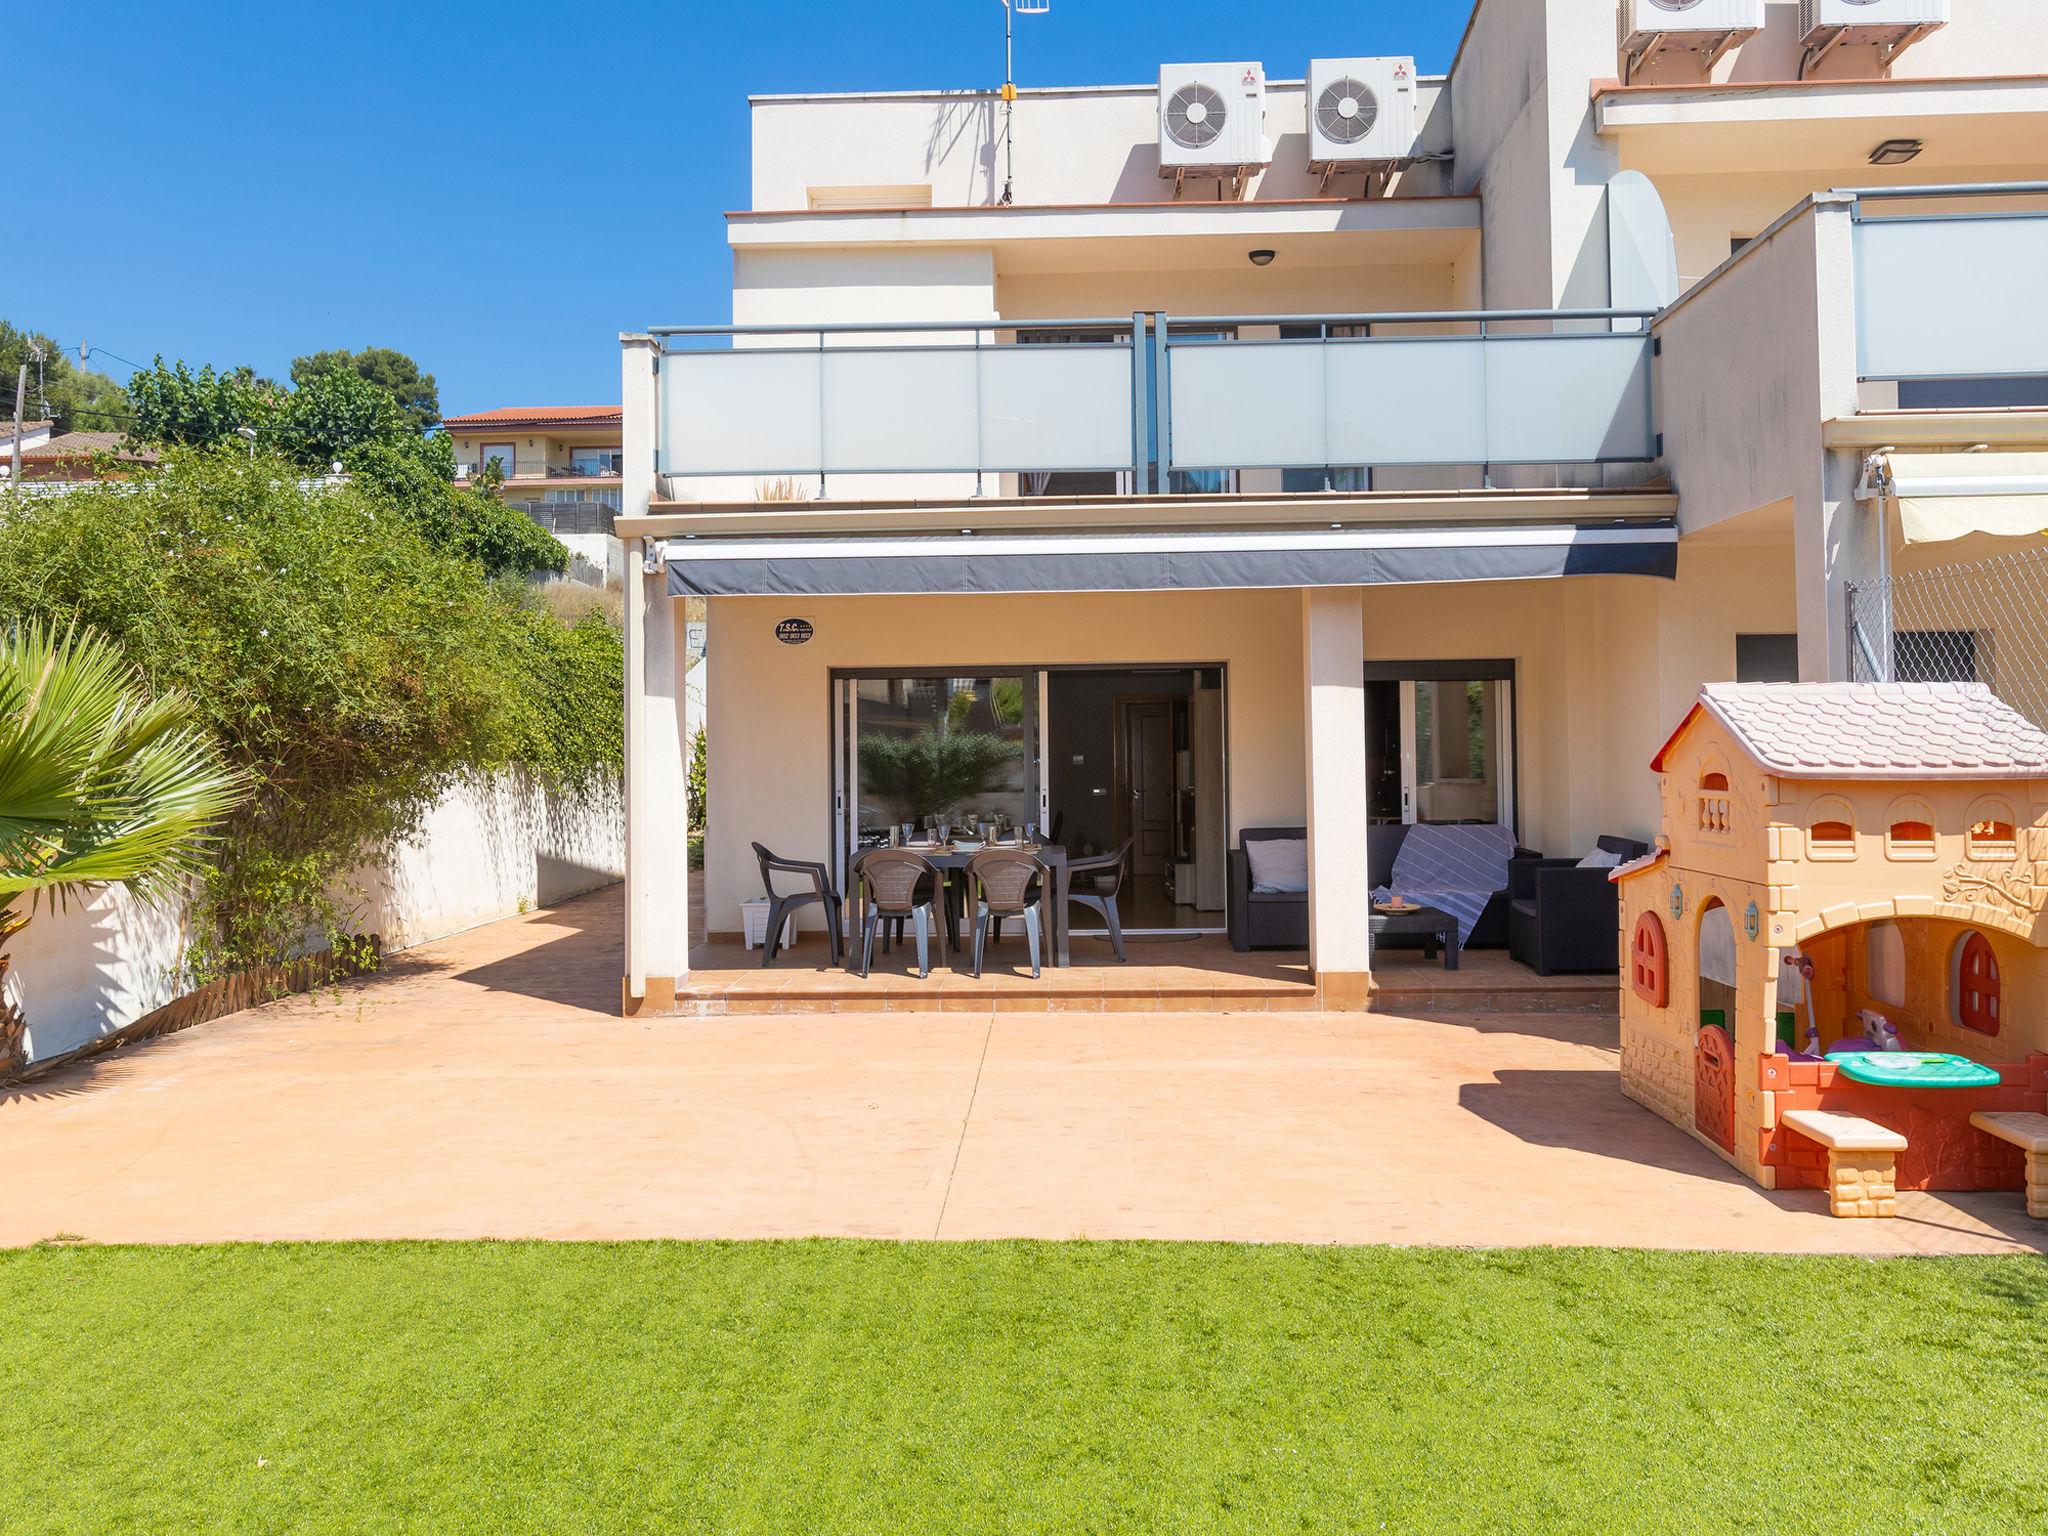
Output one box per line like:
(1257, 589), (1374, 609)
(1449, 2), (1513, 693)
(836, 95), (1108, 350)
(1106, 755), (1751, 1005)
(1868, 138), (1923, 165)
(1248, 248), (1276, 267)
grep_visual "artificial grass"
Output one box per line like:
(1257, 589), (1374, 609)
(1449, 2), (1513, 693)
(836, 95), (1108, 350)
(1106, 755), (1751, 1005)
(5, 1241), (2046, 1534)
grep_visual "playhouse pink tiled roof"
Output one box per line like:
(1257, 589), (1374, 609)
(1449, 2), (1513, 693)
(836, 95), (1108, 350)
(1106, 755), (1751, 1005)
(1653, 682), (2048, 780)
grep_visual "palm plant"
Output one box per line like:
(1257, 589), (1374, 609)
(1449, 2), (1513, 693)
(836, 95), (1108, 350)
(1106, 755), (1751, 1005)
(0, 620), (247, 1071)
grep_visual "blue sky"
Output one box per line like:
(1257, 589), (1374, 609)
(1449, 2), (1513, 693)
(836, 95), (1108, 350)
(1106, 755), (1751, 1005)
(15, 1), (1472, 417)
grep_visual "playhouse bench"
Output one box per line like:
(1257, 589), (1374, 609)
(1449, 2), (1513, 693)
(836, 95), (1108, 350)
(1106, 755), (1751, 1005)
(1781, 1109), (1907, 1218)
(1969, 1112), (2048, 1220)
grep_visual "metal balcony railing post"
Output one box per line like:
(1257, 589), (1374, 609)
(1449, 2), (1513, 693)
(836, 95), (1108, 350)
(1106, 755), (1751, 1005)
(1129, 312), (1149, 495)
(1152, 312), (1170, 495)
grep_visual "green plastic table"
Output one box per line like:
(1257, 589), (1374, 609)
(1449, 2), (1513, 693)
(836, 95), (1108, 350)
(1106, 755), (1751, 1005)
(1825, 1051), (2002, 1089)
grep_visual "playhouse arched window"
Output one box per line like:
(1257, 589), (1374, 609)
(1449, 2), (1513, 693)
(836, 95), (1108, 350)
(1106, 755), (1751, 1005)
(1806, 798), (1855, 861)
(1953, 931), (2002, 1036)
(1885, 797), (1936, 860)
(1630, 912), (1667, 1007)
(1967, 799), (2018, 861)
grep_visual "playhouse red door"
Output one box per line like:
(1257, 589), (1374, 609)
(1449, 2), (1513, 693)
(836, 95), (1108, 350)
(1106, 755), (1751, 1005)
(1695, 1024), (1736, 1154)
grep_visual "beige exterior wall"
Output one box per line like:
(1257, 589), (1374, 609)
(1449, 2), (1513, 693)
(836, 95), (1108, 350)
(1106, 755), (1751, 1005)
(1629, 0), (2048, 87)
(701, 588), (1304, 935)
(696, 551), (1794, 936)
(748, 79), (1453, 213)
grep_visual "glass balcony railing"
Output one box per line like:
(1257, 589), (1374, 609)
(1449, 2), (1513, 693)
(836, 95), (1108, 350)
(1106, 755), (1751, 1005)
(454, 459), (624, 481)
(651, 309), (1659, 499)
(1850, 184), (2048, 396)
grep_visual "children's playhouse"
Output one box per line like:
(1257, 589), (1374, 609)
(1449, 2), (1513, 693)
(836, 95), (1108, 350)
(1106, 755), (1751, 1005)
(1615, 682), (2048, 1219)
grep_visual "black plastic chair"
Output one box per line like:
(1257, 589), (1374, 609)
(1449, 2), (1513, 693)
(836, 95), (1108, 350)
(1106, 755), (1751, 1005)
(852, 848), (940, 978)
(1065, 837), (1132, 962)
(966, 847), (1045, 979)
(750, 842), (842, 968)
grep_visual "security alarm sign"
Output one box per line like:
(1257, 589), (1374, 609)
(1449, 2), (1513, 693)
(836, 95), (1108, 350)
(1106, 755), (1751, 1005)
(775, 618), (815, 646)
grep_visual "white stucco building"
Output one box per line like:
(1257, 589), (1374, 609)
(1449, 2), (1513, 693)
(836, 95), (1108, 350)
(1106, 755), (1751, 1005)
(617, 0), (2048, 1012)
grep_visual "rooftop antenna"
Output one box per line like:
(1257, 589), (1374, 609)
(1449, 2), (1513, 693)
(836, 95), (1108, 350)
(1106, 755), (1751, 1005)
(997, 0), (1050, 206)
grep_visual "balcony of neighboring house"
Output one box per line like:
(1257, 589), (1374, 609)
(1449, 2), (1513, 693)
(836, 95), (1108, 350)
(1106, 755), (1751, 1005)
(1653, 180), (2048, 684)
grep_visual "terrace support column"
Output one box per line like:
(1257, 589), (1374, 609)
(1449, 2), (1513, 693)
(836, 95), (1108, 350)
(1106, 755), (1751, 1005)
(1301, 587), (1373, 1010)
(622, 334), (689, 1014)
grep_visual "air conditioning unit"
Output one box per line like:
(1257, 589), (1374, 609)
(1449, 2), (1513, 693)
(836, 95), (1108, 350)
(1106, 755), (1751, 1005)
(1620, 0), (1765, 77)
(1158, 62), (1270, 176)
(1305, 57), (1417, 167)
(1800, 0), (1948, 60)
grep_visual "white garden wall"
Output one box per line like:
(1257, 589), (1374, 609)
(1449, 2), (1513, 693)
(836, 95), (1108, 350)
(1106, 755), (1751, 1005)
(8, 773), (623, 1067)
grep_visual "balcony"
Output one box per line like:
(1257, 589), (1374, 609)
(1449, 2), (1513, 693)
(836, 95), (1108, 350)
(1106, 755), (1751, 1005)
(1848, 184), (2048, 404)
(651, 310), (1659, 504)
(454, 459), (624, 482)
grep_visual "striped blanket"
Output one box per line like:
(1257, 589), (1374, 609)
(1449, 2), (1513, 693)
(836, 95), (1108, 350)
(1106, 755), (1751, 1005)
(1371, 822), (1517, 948)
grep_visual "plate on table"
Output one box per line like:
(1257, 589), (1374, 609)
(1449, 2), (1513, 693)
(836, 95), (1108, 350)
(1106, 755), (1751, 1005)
(1375, 900), (1421, 914)
(954, 841), (984, 853)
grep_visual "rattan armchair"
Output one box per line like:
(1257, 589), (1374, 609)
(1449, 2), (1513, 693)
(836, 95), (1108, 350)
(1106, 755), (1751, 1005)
(851, 848), (941, 978)
(965, 847), (1045, 979)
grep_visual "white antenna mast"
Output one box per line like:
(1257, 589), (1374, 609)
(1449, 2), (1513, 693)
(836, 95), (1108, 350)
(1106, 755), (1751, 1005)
(998, 0), (1050, 206)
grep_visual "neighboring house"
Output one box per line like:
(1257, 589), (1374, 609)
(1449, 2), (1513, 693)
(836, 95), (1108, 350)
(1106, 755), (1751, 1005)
(0, 420), (55, 473)
(444, 404), (625, 581)
(16, 430), (159, 482)
(615, 0), (2048, 1013)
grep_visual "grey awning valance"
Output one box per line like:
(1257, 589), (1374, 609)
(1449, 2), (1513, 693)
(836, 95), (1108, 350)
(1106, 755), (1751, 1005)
(663, 521), (1677, 598)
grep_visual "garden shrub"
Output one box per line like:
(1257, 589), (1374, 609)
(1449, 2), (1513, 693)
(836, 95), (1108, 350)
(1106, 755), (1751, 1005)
(0, 447), (621, 981)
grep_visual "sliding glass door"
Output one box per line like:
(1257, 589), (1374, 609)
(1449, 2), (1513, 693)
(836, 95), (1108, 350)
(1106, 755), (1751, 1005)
(1364, 664), (1516, 832)
(832, 672), (1040, 886)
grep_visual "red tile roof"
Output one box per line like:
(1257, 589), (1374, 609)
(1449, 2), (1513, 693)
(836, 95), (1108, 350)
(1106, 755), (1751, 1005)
(22, 430), (158, 462)
(443, 405), (621, 431)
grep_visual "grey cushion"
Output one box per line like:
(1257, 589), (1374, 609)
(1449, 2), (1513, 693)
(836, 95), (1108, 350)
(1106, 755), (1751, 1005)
(1245, 836), (1309, 893)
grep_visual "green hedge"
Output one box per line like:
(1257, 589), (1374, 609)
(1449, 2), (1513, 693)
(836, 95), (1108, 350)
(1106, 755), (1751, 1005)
(0, 447), (621, 979)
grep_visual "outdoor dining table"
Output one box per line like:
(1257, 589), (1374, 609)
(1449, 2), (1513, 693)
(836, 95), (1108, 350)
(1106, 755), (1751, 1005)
(851, 841), (1073, 969)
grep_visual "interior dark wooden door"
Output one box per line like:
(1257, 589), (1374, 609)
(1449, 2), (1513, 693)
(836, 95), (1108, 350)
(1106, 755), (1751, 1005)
(1116, 699), (1176, 876)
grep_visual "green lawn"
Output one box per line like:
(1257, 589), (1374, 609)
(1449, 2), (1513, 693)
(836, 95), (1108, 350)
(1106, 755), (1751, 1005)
(6, 1241), (2046, 1533)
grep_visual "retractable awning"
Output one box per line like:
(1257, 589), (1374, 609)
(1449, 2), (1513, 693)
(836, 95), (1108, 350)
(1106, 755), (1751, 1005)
(661, 521), (1678, 598)
(1882, 452), (2048, 545)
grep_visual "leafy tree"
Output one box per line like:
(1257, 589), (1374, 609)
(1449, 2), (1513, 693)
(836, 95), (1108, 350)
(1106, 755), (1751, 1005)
(273, 366), (409, 466)
(345, 437), (567, 577)
(291, 346), (440, 434)
(857, 730), (1020, 824)
(0, 620), (247, 1070)
(688, 725), (708, 831)
(124, 357), (270, 449)
(0, 322), (130, 436)
(0, 447), (619, 981)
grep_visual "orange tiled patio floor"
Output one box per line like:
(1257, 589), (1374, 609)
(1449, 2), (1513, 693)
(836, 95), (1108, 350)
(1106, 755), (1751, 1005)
(3, 883), (2041, 1255)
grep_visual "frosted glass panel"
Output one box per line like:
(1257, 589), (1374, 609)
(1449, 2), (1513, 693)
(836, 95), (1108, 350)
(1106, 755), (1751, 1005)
(1169, 342), (1325, 469)
(1326, 339), (1488, 465)
(1167, 333), (1650, 470)
(1856, 216), (2048, 380)
(661, 340), (1135, 475)
(1483, 334), (1654, 463)
(978, 345), (1134, 470)
(820, 350), (979, 471)
(661, 349), (821, 475)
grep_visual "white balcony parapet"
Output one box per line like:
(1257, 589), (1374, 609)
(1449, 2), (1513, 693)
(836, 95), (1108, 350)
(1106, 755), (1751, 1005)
(1847, 183), (2048, 385)
(651, 308), (1659, 493)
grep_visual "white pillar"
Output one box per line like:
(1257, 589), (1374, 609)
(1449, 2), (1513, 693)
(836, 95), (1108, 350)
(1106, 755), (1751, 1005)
(621, 334), (690, 1013)
(1301, 587), (1374, 1009)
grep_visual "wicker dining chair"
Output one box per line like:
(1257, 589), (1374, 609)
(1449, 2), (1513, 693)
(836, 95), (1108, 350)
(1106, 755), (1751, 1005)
(750, 842), (842, 968)
(851, 848), (941, 978)
(965, 847), (1045, 979)
(1064, 837), (1133, 962)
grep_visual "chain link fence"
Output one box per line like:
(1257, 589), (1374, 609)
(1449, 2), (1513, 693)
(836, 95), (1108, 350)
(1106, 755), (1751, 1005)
(1846, 543), (2048, 728)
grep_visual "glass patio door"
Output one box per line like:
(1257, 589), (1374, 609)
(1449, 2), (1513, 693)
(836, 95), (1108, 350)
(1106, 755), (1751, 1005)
(832, 671), (1043, 890)
(1364, 667), (1516, 832)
